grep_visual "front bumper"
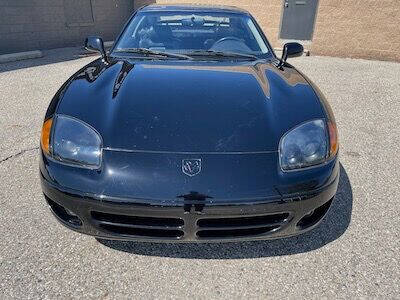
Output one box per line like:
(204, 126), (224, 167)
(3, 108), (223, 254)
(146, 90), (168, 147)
(41, 170), (339, 243)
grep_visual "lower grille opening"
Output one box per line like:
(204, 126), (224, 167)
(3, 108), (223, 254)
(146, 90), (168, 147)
(197, 213), (289, 228)
(91, 211), (184, 238)
(91, 211), (183, 227)
(296, 198), (334, 229)
(196, 213), (288, 239)
(45, 196), (82, 227)
(99, 224), (184, 238)
(197, 226), (280, 238)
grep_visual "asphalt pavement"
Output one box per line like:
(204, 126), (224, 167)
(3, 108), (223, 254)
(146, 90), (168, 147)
(0, 48), (399, 299)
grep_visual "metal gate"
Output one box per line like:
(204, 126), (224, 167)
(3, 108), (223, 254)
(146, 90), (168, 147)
(279, 0), (319, 41)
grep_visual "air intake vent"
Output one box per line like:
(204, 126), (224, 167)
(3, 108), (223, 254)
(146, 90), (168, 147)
(296, 198), (333, 229)
(197, 226), (280, 238)
(91, 211), (184, 239)
(196, 213), (289, 239)
(46, 196), (82, 227)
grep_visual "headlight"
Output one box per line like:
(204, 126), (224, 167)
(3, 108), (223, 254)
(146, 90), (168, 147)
(41, 115), (102, 168)
(279, 119), (331, 171)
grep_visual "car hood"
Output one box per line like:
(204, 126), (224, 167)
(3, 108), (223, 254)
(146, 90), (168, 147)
(56, 58), (324, 152)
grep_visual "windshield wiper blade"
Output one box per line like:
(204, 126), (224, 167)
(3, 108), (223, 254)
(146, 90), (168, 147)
(186, 50), (259, 60)
(113, 48), (191, 60)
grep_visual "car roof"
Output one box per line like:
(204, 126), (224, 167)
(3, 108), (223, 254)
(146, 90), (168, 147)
(139, 4), (250, 15)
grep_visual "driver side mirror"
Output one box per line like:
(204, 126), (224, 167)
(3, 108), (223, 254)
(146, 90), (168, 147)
(85, 36), (107, 61)
(280, 42), (304, 65)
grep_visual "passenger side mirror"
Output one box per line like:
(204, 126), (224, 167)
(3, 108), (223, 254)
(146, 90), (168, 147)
(280, 42), (304, 65)
(85, 36), (107, 61)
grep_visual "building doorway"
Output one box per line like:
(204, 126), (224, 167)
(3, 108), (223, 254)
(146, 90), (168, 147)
(279, 0), (319, 41)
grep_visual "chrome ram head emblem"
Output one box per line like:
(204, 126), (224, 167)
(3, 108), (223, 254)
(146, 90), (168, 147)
(182, 159), (202, 177)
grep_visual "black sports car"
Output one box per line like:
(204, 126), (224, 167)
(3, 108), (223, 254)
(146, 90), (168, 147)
(40, 4), (339, 242)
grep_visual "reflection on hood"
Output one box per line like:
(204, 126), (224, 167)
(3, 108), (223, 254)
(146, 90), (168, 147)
(113, 62), (135, 98)
(57, 58), (323, 152)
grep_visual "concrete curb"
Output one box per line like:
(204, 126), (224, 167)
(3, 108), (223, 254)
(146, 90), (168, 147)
(274, 48), (311, 56)
(0, 50), (43, 63)
(104, 41), (114, 48)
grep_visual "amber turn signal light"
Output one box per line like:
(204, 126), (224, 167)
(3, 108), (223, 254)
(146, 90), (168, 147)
(328, 120), (338, 157)
(41, 118), (53, 154)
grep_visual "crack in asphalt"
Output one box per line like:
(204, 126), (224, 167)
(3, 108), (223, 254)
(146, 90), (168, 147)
(0, 146), (39, 164)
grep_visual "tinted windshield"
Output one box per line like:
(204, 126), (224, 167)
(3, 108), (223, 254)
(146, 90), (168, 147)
(114, 11), (270, 57)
